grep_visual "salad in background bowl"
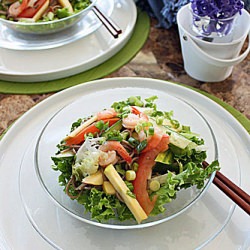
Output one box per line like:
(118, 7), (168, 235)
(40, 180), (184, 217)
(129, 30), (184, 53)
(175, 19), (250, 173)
(0, 0), (96, 34)
(35, 94), (219, 229)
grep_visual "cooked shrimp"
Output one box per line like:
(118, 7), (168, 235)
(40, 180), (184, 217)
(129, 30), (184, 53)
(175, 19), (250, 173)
(99, 141), (132, 163)
(137, 129), (149, 142)
(99, 150), (118, 167)
(122, 113), (148, 129)
(97, 108), (117, 120)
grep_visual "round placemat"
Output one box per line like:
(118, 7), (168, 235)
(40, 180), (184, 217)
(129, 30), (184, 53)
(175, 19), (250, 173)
(0, 10), (149, 94)
(183, 84), (250, 134)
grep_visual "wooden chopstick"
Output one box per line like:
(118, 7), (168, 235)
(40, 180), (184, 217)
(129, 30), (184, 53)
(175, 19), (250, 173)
(203, 161), (250, 215)
(92, 6), (122, 39)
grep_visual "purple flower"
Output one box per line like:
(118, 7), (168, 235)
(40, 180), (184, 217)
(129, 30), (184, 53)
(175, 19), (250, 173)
(135, 0), (247, 29)
(190, 0), (244, 19)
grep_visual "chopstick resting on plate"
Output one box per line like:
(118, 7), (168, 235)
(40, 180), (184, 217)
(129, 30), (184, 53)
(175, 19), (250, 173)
(92, 6), (122, 39)
(203, 161), (250, 215)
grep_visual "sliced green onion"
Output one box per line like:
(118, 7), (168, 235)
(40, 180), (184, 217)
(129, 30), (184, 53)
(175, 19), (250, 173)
(148, 127), (154, 136)
(95, 120), (104, 130)
(136, 140), (147, 153)
(125, 170), (136, 181)
(156, 116), (164, 125)
(170, 119), (180, 129)
(128, 137), (139, 147)
(182, 125), (191, 132)
(149, 180), (160, 192)
(145, 96), (158, 102)
(132, 162), (139, 172)
(128, 96), (144, 107)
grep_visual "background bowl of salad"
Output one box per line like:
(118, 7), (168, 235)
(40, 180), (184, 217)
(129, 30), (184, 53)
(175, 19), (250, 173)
(34, 88), (219, 229)
(0, 0), (96, 34)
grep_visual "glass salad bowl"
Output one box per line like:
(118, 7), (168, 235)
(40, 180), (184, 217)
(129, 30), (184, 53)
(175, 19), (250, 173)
(0, 0), (97, 35)
(34, 88), (218, 229)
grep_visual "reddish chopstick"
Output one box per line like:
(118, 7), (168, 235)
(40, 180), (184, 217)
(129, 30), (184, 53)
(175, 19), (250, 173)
(92, 6), (122, 39)
(202, 161), (250, 215)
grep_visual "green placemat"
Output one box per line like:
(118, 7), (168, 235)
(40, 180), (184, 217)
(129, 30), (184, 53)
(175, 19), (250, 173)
(0, 10), (150, 94)
(184, 85), (250, 134)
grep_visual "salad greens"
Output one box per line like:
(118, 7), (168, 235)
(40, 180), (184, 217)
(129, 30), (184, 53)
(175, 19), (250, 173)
(51, 96), (219, 224)
(0, 0), (91, 23)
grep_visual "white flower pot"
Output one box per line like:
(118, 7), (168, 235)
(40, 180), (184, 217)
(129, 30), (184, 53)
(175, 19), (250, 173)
(176, 3), (250, 82)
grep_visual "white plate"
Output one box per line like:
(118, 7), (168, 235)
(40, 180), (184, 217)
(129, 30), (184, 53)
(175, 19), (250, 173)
(0, 77), (249, 250)
(0, 0), (136, 82)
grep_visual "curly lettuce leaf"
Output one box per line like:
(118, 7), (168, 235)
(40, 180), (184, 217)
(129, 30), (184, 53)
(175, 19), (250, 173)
(150, 160), (220, 216)
(77, 188), (134, 222)
(51, 156), (74, 186)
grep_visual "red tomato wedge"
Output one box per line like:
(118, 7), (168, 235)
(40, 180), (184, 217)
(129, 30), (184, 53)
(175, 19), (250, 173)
(8, 0), (28, 17)
(141, 130), (163, 153)
(18, 0), (47, 18)
(133, 134), (169, 215)
(99, 141), (132, 164)
(65, 118), (120, 146)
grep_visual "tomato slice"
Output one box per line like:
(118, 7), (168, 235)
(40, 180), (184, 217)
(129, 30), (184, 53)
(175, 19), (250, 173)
(65, 118), (120, 146)
(18, 0), (47, 18)
(141, 130), (163, 153)
(8, 0), (28, 17)
(133, 134), (169, 215)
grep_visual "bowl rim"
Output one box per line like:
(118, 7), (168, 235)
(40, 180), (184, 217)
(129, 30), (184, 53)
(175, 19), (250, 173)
(34, 91), (218, 229)
(0, 0), (97, 26)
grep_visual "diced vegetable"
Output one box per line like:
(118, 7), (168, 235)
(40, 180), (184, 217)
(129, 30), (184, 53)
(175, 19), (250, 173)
(103, 181), (116, 195)
(148, 173), (170, 186)
(82, 170), (104, 185)
(125, 170), (136, 181)
(104, 164), (148, 224)
(149, 180), (160, 192)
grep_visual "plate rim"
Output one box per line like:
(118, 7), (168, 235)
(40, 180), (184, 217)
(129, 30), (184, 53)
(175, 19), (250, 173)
(0, 77), (249, 249)
(0, 0), (137, 81)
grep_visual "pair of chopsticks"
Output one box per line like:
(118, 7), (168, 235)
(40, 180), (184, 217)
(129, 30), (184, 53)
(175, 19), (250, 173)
(92, 6), (122, 39)
(203, 161), (250, 215)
